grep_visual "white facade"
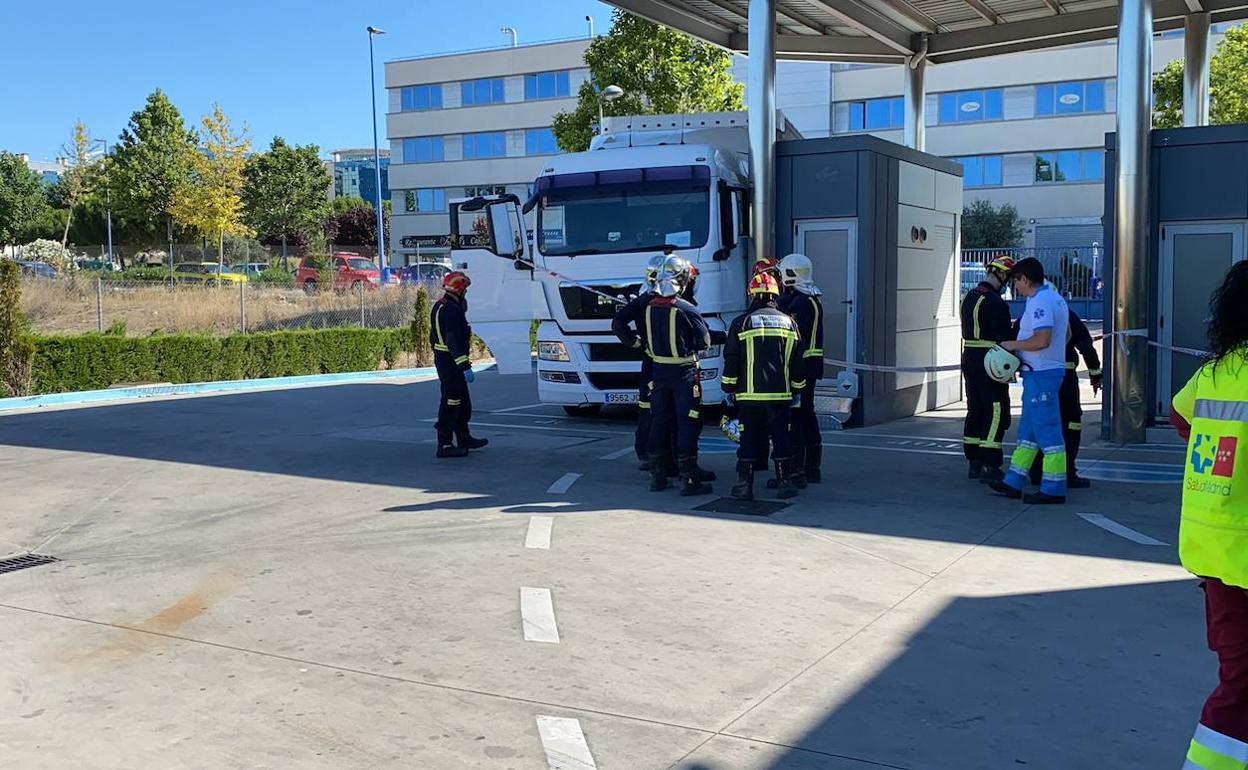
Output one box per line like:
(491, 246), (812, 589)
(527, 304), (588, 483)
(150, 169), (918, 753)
(384, 38), (591, 263)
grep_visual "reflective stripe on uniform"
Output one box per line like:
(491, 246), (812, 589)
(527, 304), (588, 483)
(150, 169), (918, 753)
(804, 348), (824, 358)
(1089, 368), (1102, 376)
(985, 402), (1002, 446)
(791, 380), (807, 390)
(645, 305), (656, 358)
(963, 339), (995, 349)
(1187, 724), (1248, 770)
(1068, 421), (1082, 431)
(638, 401), (650, 409)
(653, 354), (697, 364)
(737, 392), (796, 402)
(434, 305), (448, 352)
(721, 375), (738, 385)
(455, 355), (470, 365)
(668, 307), (679, 363)
(972, 295), (985, 340)
(808, 297), (821, 358)
(447, 398), (461, 406)
(688, 409), (700, 419)
(1195, 398), (1248, 423)
(1065, 361), (1077, 370)
(963, 436), (982, 446)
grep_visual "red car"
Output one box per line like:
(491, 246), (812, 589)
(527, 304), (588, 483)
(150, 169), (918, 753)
(296, 253), (382, 293)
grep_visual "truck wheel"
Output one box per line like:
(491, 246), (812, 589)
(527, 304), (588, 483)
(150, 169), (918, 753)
(563, 404), (603, 417)
(302, 280), (317, 294)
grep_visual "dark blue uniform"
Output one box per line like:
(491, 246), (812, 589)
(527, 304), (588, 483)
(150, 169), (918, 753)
(431, 293), (473, 447)
(611, 291), (654, 462)
(643, 296), (710, 461)
(723, 298), (806, 467)
(779, 290), (825, 480)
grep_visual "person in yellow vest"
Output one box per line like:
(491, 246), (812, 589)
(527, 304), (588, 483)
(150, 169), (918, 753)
(1170, 260), (1248, 769)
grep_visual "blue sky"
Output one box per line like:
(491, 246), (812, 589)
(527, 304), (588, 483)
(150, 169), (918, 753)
(1, 0), (614, 161)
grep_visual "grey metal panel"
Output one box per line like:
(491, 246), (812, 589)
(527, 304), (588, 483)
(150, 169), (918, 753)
(1034, 224), (1104, 248)
(778, 134), (964, 176)
(1003, 85), (1035, 120)
(789, 151), (859, 220)
(776, 154), (796, 255)
(1156, 143), (1248, 221)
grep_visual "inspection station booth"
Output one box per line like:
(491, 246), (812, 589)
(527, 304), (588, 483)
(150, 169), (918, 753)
(606, 0), (1248, 441)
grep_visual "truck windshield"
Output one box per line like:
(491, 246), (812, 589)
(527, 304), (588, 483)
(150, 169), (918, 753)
(536, 165), (711, 256)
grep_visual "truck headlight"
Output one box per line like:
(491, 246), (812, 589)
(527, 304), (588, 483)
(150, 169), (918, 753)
(538, 341), (570, 362)
(698, 344), (722, 360)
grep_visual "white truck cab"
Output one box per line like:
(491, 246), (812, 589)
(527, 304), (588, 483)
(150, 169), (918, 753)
(450, 113), (763, 413)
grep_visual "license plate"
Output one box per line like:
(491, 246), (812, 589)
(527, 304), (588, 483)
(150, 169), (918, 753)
(606, 392), (639, 404)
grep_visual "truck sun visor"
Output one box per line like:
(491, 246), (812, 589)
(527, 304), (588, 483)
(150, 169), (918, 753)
(534, 165), (710, 193)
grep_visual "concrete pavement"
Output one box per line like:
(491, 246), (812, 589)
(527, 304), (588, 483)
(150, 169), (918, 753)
(0, 370), (1204, 769)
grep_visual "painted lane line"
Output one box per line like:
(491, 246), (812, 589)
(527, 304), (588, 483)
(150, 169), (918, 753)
(1077, 513), (1170, 546)
(547, 473), (582, 494)
(491, 402), (548, 414)
(535, 716), (597, 770)
(525, 516), (554, 549)
(598, 446), (634, 461)
(521, 587), (561, 643)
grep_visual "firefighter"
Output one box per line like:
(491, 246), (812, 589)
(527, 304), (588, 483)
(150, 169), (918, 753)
(961, 255), (1016, 483)
(1029, 307), (1102, 489)
(431, 271), (487, 458)
(644, 258), (714, 496)
(612, 255), (666, 470)
(778, 252), (825, 486)
(723, 271), (807, 501)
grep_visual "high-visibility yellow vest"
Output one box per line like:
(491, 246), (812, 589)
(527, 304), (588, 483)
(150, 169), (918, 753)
(1174, 351), (1248, 589)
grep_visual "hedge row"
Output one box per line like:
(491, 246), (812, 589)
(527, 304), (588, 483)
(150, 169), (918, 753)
(30, 327), (415, 395)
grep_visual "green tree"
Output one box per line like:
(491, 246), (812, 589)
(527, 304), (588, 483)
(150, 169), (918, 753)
(57, 121), (101, 248)
(961, 200), (1024, 249)
(110, 88), (198, 247)
(0, 152), (51, 248)
(243, 137), (331, 269)
(551, 10), (745, 153)
(1153, 24), (1248, 128)
(171, 103), (254, 269)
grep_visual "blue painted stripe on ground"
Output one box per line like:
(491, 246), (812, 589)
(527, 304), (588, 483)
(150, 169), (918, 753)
(0, 363), (495, 413)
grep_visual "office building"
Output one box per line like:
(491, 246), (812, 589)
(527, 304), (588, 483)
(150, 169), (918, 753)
(329, 148), (391, 205)
(384, 38), (591, 264)
(19, 154), (65, 185)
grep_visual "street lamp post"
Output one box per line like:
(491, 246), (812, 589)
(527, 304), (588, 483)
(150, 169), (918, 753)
(501, 27), (518, 47)
(91, 139), (115, 267)
(367, 26), (387, 277)
(585, 15), (594, 38)
(597, 85), (624, 135)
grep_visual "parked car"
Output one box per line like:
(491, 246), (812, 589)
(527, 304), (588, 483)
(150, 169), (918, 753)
(295, 253), (381, 293)
(74, 258), (117, 272)
(16, 260), (57, 280)
(398, 263), (449, 285)
(172, 262), (249, 284)
(231, 262), (271, 278)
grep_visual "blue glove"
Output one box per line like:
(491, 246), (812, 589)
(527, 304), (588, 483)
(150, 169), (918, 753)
(464, 368), (475, 383)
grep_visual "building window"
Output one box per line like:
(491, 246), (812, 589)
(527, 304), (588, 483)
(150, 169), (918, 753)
(400, 84), (443, 112)
(845, 96), (903, 131)
(525, 128), (560, 156)
(402, 137), (444, 163)
(1034, 149), (1105, 183)
(462, 131), (507, 159)
(404, 188), (446, 212)
(937, 88), (1004, 123)
(1036, 80), (1107, 116)
(524, 70), (571, 100)
(461, 77), (505, 106)
(464, 185), (507, 197)
(954, 155), (1003, 188)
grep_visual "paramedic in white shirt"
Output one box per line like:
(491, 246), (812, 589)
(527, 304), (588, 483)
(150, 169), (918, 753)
(989, 257), (1071, 504)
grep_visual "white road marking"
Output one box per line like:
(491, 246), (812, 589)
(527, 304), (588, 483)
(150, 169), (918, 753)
(521, 587), (561, 643)
(598, 446), (634, 461)
(491, 402), (548, 414)
(536, 715), (597, 770)
(1077, 513), (1169, 546)
(525, 516), (554, 549)
(546, 473), (582, 494)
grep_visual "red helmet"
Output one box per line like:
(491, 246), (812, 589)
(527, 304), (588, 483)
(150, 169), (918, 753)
(442, 270), (471, 295)
(748, 271), (780, 296)
(987, 255), (1016, 276)
(753, 256), (780, 277)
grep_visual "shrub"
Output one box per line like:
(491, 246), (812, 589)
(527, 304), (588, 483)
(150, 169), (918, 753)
(107, 267), (171, 282)
(22, 239), (71, 271)
(1, 261), (35, 396)
(255, 267), (294, 285)
(410, 286), (433, 367)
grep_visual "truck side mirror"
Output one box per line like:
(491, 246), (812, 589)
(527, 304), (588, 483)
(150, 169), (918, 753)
(713, 181), (737, 261)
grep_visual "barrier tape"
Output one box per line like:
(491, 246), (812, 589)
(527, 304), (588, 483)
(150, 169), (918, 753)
(515, 255), (631, 307)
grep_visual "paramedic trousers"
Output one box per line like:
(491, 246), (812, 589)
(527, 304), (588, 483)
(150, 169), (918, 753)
(1003, 368), (1066, 497)
(962, 350), (1011, 469)
(1185, 578), (1248, 769)
(1029, 369), (1084, 483)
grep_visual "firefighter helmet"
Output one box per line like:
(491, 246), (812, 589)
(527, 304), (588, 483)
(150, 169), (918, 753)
(644, 254), (666, 287)
(779, 252), (819, 294)
(654, 256), (684, 298)
(753, 256), (780, 278)
(984, 344), (1022, 383)
(442, 270), (471, 295)
(748, 271), (780, 296)
(986, 255), (1016, 277)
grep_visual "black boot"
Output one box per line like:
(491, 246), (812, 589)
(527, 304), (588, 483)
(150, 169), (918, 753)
(459, 435), (488, 450)
(968, 461), (984, 480)
(804, 443), (823, 484)
(436, 444), (468, 458)
(730, 461), (754, 501)
(637, 455), (651, 472)
(978, 466), (1005, 484)
(1024, 491), (1066, 505)
(649, 454), (671, 491)
(678, 456), (713, 496)
(693, 460), (717, 482)
(773, 459), (798, 499)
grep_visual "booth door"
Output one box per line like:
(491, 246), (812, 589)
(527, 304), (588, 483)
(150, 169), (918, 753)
(1158, 222), (1246, 412)
(794, 219), (856, 384)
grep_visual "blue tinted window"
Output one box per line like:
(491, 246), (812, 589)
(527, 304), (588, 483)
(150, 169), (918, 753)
(464, 131), (506, 159)
(956, 91), (984, 122)
(401, 85), (442, 112)
(1057, 149), (1082, 180)
(890, 97), (905, 128)
(461, 78), (505, 106)
(526, 71), (571, 100)
(402, 137), (444, 163)
(959, 157), (984, 187)
(557, 71), (569, 95)
(984, 89), (1004, 120)
(525, 128), (559, 155)
(1084, 80), (1106, 112)
(983, 155), (1003, 186)
(414, 188), (445, 212)
(848, 102), (865, 131)
(1035, 152), (1055, 182)
(1036, 84), (1055, 115)
(865, 99), (892, 129)
(1055, 82), (1083, 114)
(938, 93), (957, 124)
(1083, 149), (1105, 180)
(524, 74), (537, 100)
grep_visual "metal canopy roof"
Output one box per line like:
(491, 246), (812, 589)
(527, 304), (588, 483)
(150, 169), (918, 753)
(604, 0), (1248, 63)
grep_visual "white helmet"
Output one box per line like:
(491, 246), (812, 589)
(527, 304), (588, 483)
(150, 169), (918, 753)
(984, 345), (1022, 383)
(653, 256), (684, 298)
(779, 253), (820, 295)
(643, 254), (666, 289)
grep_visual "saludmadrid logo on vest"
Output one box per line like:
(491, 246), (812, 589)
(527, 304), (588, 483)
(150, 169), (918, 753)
(1188, 434), (1239, 497)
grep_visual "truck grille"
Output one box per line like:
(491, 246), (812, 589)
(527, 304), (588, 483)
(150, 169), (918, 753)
(560, 284), (642, 320)
(587, 343), (645, 362)
(588, 372), (641, 391)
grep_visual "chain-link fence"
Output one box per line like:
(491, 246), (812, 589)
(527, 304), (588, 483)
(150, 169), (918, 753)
(19, 274), (440, 337)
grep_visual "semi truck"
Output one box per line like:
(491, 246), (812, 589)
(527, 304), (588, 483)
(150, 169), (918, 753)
(448, 112), (784, 414)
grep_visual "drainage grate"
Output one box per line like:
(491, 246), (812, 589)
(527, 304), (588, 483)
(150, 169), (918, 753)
(0, 553), (60, 575)
(694, 498), (790, 517)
